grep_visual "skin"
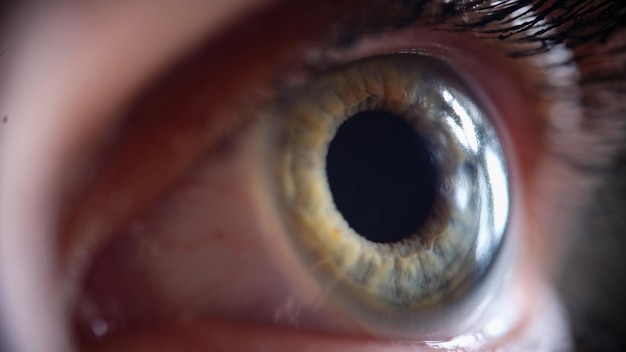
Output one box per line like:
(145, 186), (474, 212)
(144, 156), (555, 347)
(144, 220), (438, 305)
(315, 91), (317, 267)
(1, 1), (624, 351)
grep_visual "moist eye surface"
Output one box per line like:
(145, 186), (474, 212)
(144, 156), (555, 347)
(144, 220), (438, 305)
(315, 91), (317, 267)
(270, 53), (511, 338)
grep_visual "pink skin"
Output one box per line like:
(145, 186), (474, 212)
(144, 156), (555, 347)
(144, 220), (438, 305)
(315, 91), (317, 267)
(0, 1), (575, 351)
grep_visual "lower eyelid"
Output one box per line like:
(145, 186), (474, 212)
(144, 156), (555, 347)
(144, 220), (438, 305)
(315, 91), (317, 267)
(79, 290), (572, 352)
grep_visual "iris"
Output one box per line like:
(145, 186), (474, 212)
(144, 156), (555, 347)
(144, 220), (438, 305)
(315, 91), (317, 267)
(272, 54), (510, 337)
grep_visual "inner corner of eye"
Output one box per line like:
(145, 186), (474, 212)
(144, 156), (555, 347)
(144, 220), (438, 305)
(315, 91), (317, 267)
(271, 54), (512, 338)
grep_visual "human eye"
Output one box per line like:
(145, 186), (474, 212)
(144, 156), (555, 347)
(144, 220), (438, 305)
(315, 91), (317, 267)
(1, 1), (625, 352)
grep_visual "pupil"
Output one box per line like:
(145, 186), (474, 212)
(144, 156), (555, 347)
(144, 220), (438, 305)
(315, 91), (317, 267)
(325, 110), (437, 244)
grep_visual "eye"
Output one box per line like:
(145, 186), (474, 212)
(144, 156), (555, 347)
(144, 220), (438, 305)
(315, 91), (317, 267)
(71, 26), (530, 350)
(15, 1), (619, 351)
(271, 54), (509, 338)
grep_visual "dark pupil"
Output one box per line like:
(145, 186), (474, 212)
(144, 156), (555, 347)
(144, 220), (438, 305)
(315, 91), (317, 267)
(325, 110), (437, 244)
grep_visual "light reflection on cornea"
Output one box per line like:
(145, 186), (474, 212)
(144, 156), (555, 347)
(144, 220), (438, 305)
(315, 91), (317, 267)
(441, 89), (481, 156)
(476, 170), (492, 267)
(485, 146), (510, 237)
(452, 171), (470, 210)
(449, 93), (480, 153)
(445, 115), (470, 150)
(439, 86), (510, 271)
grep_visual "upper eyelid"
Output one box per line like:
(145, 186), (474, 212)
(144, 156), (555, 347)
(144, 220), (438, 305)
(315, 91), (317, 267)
(314, 0), (624, 58)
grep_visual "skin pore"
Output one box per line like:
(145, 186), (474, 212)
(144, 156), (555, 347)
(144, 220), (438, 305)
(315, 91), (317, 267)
(1, 0), (625, 351)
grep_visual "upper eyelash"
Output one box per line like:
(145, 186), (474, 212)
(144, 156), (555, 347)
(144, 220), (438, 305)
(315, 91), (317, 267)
(331, 0), (625, 58)
(327, 0), (626, 170)
(463, 0), (626, 57)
